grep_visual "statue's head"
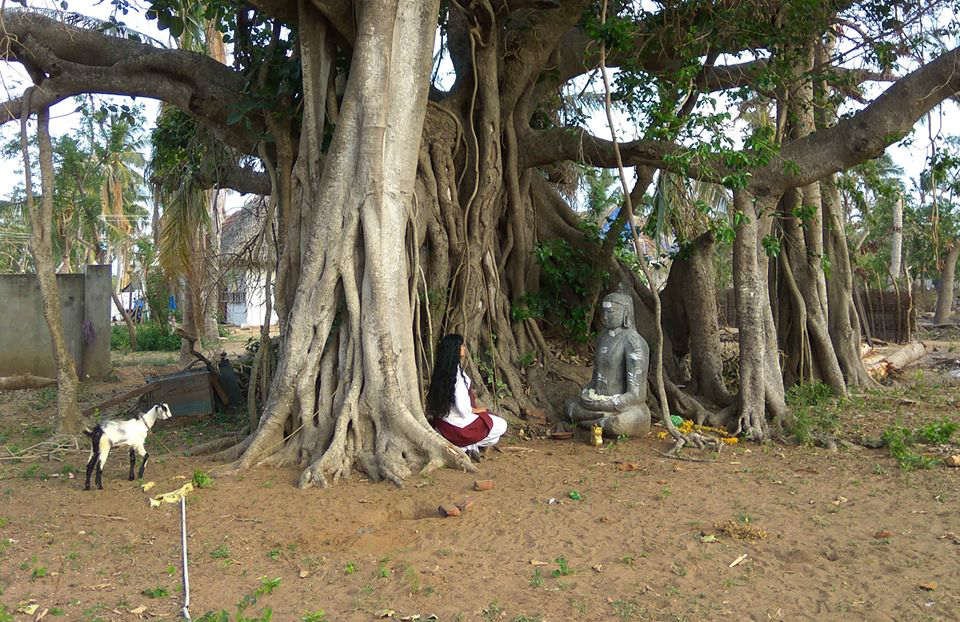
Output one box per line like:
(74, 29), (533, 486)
(600, 291), (634, 329)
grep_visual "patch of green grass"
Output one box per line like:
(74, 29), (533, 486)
(344, 561), (357, 575)
(32, 387), (57, 409)
(529, 568), (544, 587)
(302, 612), (327, 622)
(403, 564), (421, 593)
(257, 576), (281, 596)
(611, 599), (644, 620)
(786, 381), (833, 407)
(882, 422), (940, 470)
(141, 586), (169, 598)
(20, 464), (45, 480)
(227, 577), (282, 621)
(787, 381), (840, 445)
(192, 470), (214, 489)
(569, 598), (588, 616)
(31, 565), (47, 579)
(481, 602), (504, 621)
(916, 418), (958, 444)
(210, 544), (231, 560)
(166, 564), (177, 576)
(552, 556), (573, 577)
(267, 549), (281, 561)
(80, 603), (106, 622)
(26, 425), (51, 438)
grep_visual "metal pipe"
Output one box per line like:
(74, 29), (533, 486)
(180, 495), (191, 620)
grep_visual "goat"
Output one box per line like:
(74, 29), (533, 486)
(84, 403), (173, 490)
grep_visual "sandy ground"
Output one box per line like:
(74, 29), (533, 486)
(1, 330), (959, 621)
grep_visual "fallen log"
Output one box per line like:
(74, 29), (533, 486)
(0, 375), (56, 390)
(865, 341), (927, 380)
(885, 341), (927, 370)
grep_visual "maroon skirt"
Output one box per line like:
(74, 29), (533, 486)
(434, 411), (493, 447)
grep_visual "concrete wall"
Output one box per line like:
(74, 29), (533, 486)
(0, 265), (112, 379)
(82, 265), (112, 379)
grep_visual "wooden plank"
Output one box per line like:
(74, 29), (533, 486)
(82, 382), (154, 417)
(209, 372), (229, 405)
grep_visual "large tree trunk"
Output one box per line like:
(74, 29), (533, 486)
(24, 98), (82, 433)
(178, 276), (202, 359)
(890, 194), (903, 280)
(771, 42), (846, 396)
(235, 0), (469, 486)
(822, 175), (874, 386)
(660, 231), (733, 406)
(933, 240), (960, 324)
(731, 189), (770, 440)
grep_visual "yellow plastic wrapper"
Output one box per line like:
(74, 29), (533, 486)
(148, 482), (194, 508)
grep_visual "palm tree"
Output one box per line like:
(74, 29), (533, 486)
(151, 0), (230, 356)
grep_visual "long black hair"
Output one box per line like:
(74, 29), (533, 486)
(425, 334), (464, 422)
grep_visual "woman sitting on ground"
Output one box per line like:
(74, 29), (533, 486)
(425, 334), (507, 460)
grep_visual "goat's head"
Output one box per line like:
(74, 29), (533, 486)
(152, 403), (174, 422)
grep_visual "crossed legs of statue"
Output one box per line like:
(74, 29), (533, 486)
(565, 400), (652, 437)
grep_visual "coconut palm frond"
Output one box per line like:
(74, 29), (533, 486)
(653, 171), (730, 245)
(157, 183), (209, 278)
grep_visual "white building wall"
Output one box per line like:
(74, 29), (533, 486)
(226, 302), (247, 326)
(225, 269), (277, 328)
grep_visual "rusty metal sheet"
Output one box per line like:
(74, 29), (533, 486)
(142, 370), (213, 417)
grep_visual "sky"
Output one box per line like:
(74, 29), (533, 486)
(0, 1), (956, 209)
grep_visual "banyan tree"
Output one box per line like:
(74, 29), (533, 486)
(4, 0), (960, 485)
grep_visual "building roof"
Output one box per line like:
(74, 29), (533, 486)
(220, 196), (275, 269)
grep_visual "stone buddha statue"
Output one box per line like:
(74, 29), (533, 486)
(565, 291), (651, 437)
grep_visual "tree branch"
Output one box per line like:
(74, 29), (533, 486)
(754, 45), (960, 194)
(248, 0), (355, 43)
(198, 162), (272, 196)
(0, 10), (261, 155)
(520, 126), (716, 181)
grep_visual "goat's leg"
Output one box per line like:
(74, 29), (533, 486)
(136, 446), (149, 480)
(84, 450), (97, 491)
(96, 446), (109, 490)
(128, 447), (136, 480)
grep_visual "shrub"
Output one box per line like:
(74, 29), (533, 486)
(881, 423), (939, 471)
(916, 418), (958, 444)
(111, 321), (181, 352)
(192, 470), (214, 489)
